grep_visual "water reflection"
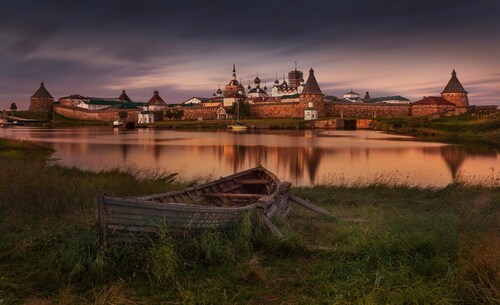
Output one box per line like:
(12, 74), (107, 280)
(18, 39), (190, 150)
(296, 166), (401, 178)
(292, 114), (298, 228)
(1, 127), (498, 186)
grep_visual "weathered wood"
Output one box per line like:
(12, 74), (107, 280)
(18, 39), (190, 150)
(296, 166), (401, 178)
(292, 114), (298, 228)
(278, 182), (292, 195)
(96, 166), (291, 241)
(201, 193), (263, 199)
(305, 245), (333, 252)
(289, 194), (338, 219)
(239, 179), (270, 185)
(262, 216), (284, 238)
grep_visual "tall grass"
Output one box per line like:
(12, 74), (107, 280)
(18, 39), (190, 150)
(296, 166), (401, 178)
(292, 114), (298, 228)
(0, 138), (498, 304)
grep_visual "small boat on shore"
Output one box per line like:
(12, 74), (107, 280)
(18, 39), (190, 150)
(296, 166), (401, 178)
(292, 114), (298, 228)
(96, 166), (292, 242)
(227, 122), (249, 130)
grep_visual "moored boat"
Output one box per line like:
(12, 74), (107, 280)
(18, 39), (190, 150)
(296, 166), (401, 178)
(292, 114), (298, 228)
(96, 166), (291, 242)
(228, 122), (249, 130)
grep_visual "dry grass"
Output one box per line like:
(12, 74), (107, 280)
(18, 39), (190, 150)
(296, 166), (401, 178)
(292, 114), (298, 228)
(0, 138), (498, 304)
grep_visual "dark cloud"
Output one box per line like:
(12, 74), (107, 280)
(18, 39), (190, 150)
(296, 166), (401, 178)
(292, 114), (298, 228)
(0, 0), (499, 108)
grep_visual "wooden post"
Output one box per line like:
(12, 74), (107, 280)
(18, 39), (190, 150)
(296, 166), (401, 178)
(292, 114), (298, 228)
(289, 194), (338, 220)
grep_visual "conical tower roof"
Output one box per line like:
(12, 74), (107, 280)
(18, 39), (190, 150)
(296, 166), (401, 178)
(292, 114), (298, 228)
(147, 90), (167, 106)
(301, 68), (322, 95)
(117, 90), (132, 102)
(441, 69), (468, 94)
(363, 91), (371, 101)
(31, 82), (53, 99)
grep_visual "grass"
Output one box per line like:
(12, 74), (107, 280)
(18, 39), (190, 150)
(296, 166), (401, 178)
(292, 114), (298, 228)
(375, 113), (500, 145)
(10, 111), (50, 120)
(50, 112), (110, 126)
(0, 138), (498, 304)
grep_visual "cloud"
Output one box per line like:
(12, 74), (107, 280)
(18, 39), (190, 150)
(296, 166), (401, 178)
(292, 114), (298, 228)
(1, 0), (500, 108)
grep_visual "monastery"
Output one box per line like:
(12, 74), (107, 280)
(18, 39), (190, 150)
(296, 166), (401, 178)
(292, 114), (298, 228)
(29, 65), (493, 123)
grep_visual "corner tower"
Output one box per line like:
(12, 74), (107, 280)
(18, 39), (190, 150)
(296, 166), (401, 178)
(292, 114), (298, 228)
(300, 68), (325, 117)
(441, 69), (469, 107)
(29, 82), (54, 112)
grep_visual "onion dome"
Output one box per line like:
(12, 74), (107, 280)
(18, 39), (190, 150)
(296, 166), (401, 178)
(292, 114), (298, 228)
(247, 84), (251, 90)
(254, 75), (261, 84)
(281, 74), (288, 87)
(216, 87), (222, 94)
(212, 92), (216, 97)
(274, 74), (279, 84)
(264, 82), (268, 91)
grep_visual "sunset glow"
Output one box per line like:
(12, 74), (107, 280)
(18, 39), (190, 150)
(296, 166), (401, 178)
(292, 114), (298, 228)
(1, 0), (499, 109)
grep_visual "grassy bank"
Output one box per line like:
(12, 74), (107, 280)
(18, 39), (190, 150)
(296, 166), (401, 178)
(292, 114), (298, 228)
(375, 113), (500, 145)
(0, 139), (498, 304)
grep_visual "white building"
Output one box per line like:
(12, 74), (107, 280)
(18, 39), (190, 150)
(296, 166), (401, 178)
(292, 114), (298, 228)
(138, 110), (155, 124)
(271, 74), (304, 97)
(343, 90), (362, 102)
(246, 75), (269, 98)
(304, 101), (318, 120)
(76, 99), (118, 110)
(182, 97), (211, 105)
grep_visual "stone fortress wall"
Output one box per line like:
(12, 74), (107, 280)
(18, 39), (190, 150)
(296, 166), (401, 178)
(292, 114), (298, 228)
(54, 105), (141, 121)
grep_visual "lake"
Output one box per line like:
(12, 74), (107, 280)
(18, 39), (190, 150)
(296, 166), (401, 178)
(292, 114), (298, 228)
(1, 126), (498, 186)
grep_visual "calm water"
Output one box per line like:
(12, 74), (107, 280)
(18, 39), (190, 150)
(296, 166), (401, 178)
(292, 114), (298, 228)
(1, 126), (498, 186)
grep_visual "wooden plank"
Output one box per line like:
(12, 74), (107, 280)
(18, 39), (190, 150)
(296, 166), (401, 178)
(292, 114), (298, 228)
(262, 216), (284, 238)
(219, 184), (242, 193)
(135, 166), (280, 201)
(239, 179), (270, 185)
(101, 196), (259, 213)
(289, 194), (338, 220)
(201, 193), (263, 199)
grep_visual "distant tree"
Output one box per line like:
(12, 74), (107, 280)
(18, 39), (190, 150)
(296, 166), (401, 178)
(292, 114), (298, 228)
(10, 102), (17, 115)
(231, 100), (250, 119)
(172, 109), (184, 120)
(164, 109), (184, 120)
(165, 109), (174, 120)
(118, 111), (128, 121)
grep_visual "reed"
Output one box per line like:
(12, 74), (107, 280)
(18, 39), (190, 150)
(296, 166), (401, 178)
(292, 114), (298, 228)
(0, 138), (498, 304)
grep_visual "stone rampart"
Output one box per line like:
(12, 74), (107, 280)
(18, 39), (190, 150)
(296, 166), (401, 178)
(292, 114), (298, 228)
(54, 105), (140, 121)
(411, 105), (455, 117)
(325, 102), (411, 118)
(181, 106), (219, 120)
(249, 102), (304, 118)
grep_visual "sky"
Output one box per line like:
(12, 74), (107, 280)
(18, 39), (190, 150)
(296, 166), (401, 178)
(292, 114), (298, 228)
(1, 0), (499, 109)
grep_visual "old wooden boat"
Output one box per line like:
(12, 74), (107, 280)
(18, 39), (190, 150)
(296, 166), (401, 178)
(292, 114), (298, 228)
(96, 166), (291, 241)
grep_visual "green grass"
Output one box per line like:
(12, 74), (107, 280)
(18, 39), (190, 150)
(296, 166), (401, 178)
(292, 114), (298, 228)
(50, 112), (110, 126)
(0, 139), (498, 304)
(10, 111), (50, 120)
(376, 113), (500, 145)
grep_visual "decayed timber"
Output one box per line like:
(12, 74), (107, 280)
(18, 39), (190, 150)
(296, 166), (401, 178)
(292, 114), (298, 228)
(96, 166), (292, 242)
(289, 194), (338, 219)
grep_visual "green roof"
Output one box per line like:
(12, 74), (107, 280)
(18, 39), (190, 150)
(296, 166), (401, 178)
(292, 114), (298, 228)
(110, 103), (141, 109)
(364, 96), (409, 103)
(87, 99), (119, 105)
(281, 93), (300, 99)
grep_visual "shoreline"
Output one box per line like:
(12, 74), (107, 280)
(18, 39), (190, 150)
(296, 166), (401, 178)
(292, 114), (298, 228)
(0, 138), (498, 304)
